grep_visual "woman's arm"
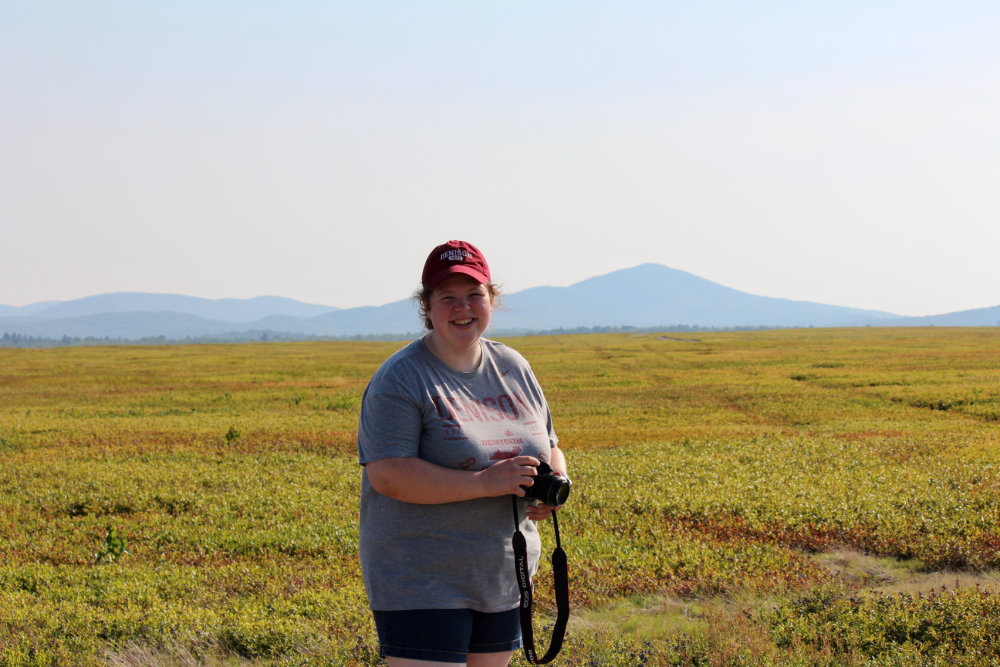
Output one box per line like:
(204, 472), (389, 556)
(548, 445), (568, 476)
(366, 454), (541, 504)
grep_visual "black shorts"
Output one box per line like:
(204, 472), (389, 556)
(372, 607), (522, 663)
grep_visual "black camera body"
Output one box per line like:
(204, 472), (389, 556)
(522, 461), (572, 506)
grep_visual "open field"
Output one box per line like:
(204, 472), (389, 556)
(2, 328), (1000, 665)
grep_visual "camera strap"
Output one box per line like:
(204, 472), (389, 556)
(511, 497), (570, 664)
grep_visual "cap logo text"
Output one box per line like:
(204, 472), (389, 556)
(441, 249), (470, 262)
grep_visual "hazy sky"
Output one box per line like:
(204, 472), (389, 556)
(3, 1), (998, 316)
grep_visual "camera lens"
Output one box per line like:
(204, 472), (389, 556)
(541, 476), (571, 506)
(527, 462), (572, 506)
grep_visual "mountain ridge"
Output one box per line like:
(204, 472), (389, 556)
(2, 264), (996, 342)
(7, 292), (339, 322)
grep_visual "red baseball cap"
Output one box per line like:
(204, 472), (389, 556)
(421, 240), (492, 290)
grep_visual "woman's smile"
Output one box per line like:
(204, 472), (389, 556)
(426, 273), (494, 368)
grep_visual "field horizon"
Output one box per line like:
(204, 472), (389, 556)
(3, 328), (1000, 665)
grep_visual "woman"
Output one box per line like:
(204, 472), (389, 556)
(357, 240), (568, 666)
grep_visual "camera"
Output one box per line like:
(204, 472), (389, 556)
(522, 461), (572, 506)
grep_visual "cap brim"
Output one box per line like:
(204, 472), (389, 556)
(424, 266), (491, 290)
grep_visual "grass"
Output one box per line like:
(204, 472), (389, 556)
(2, 328), (1000, 665)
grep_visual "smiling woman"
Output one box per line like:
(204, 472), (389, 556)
(423, 276), (495, 372)
(356, 240), (569, 666)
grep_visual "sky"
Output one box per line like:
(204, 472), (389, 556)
(2, 1), (998, 317)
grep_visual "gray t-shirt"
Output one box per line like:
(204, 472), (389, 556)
(357, 336), (558, 612)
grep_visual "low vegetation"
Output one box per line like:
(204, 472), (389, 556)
(2, 328), (1000, 665)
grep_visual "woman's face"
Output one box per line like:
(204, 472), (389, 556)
(426, 273), (493, 352)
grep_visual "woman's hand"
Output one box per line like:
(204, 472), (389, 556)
(526, 503), (559, 521)
(476, 455), (540, 498)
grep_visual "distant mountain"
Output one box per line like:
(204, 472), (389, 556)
(1, 311), (243, 339)
(0, 300), (64, 317)
(856, 304), (1000, 327)
(0, 296), (422, 341)
(304, 301), (424, 336)
(494, 263), (898, 330)
(16, 292), (338, 322)
(1, 264), (996, 343)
